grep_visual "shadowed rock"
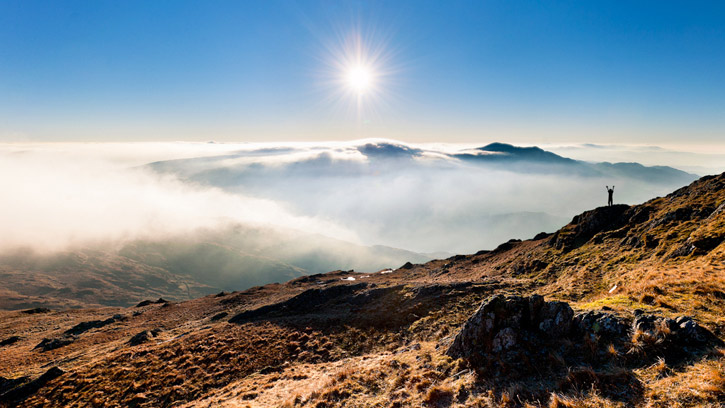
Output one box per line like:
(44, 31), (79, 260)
(211, 312), (228, 321)
(21, 308), (50, 315)
(549, 204), (630, 251)
(34, 337), (74, 352)
(0, 367), (64, 403)
(447, 294), (723, 401)
(128, 331), (153, 346)
(64, 314), (126, 336)
(0, 336), (21, 347)
(135, 298), (168, 307)
(229, 283), (368, 323)
(0, 376), (29, 396)
(447, 295), (574, 369)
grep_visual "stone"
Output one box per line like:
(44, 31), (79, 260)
(128, 331), (153, 346)
(573, 311), (628, 340)
(0, 336), (20, 347)
(538, 300), (574, 337)
(34, 337), (74, 352)
(0, 367), (63, 403)
(447, 294), (723, 382)
(446, 295), (570, 372)
(492, 327), (517, 352)
(64, 314), (126, 336)
(211, 312), (228, 321)
(21, 307), (50, 314)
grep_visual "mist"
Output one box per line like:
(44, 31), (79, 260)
(146, 140), (698, 253)
(0, 140), (702, 305)
(0, 144), (357, 253)
(1, 140), (700, 256)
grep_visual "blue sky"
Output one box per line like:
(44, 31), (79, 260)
(1, 1), (724, 145)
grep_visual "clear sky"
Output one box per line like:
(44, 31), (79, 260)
(1, 1), (724, 146)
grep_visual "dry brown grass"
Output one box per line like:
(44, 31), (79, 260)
(422, 385), (454, 406)
(549, 393), (577, 408)
(642, 356), (725, 407)
(21, 322), (311, 407)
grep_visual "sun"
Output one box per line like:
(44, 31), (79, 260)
(346, 64), (374, 94)
(318, 28), (397, 124)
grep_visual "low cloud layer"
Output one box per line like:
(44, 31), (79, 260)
(0, 144), (357, 253)
(545, 144), (725, 176)
(0, 140), (704, 256)
(147, 139), (698, 253)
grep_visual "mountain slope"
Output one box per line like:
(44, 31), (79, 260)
(0, 225), (438, 310)
(1, 173), (723, 407)
(455, 142), (698, 184)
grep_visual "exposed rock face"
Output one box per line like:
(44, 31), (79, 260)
(0, 376), (29, 396)
(0, 336), (21, 347)
(533, 231), (552, 240)
(549, 205), (630, 251)
(128, 329), (160, 346)
(34, 336), (74, 352)
(447, 295), (723, 381)
(0, 367), (63, 403)
(135, 298), (168, 307)
(64, 314), (126, 336)
(128, 331), (153, 346)
(21, 308), (50, 315)
(627, 312), (720, 361)
(446, 295), (574, 373)
(573, 310), (628, 339)
(211, 311), (228, 321)
(229, 283), (369, 323)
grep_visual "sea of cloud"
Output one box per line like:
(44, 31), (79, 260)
(0, 143), (358, 253)
(0, 140), (706, 256)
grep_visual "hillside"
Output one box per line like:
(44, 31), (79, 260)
(1, 173), (724, 407)
(457, 142), (697, 184)
(0, 227), (437, 310)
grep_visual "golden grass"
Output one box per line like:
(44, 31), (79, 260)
(642, 356), (724, 407)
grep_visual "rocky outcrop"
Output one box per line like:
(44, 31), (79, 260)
(0, 367), (63, 403)
(0, 376), (29, 397)
(135, 298), (168, 307)
(446, 295), (575, 372)
(21, 308), (50, 315)
(549, 205), (631, 251)
(64, 314), (126, 336)
(229, 283), (369, 323)
(210, 312), (228, 321)
(128, 329), (161, 346)
(0, 336), (20, 347)
(34, 336), (74, 352)
(447, 295), (723, 380)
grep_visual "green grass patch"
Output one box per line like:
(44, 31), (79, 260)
(577, 294), (658, 313)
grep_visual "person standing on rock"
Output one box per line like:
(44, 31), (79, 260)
(606, 185), (615, 206)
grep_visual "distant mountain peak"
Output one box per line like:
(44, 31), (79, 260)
(479, 142), (541, 153)
(357, 142), (420, 159)
(467, 142), (574, 163)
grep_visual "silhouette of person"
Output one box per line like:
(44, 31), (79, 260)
(606, 185), (615, 206)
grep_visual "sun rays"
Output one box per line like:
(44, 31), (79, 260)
(314, 26), (401, 131)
